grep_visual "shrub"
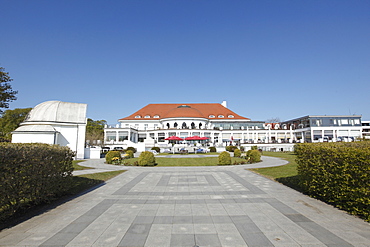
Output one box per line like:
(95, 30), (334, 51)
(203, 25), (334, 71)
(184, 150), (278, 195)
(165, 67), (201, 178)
(125, 150), (134, 158)
(246, 149), (261, 163)
(0, 143), (74, 222)
(218, 151), (231, 165)
(240, 146), (245, 152)
(295, 142), (370, 222)
(138, 151), (156, 166)
(251, 145), (258, 150)
(126, 146), (137, 153)
(234, 148), (241, 157)
(105, 151), (121, 164)
(209, 146), (216, 152)
(226, 145), (237, 152)
(151, 147), (160, 153)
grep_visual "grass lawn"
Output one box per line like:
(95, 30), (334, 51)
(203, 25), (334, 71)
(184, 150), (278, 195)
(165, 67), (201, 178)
(122, 156), (247, 166)
(157, 152), (219, 156)
(72, 160), (94, 170)
(250, 151), (302, 191)
(67, 170), (126, 195)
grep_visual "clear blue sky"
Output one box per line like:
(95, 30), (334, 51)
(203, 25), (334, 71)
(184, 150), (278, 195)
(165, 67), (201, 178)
(2, 0), (369, 124)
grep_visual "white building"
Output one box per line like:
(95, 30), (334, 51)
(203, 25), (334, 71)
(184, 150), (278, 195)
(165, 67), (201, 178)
(362, 120), (370, 139)
(280, 115), (363, 143)
(12, 101), (87, 159)
(104, 101), (364, 152)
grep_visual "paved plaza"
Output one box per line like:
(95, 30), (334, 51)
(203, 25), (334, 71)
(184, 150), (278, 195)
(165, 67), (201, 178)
(0, 157), (369, 246)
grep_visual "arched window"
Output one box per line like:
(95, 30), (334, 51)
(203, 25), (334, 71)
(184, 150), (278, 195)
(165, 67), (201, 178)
(135, 115), (141, 118)
(174, 122), (178, 128)
(182, 122), (187, 129)
(191, 122), (196, 129)
(218, 115), (224, 118)
(199, 123), (203, 129)
(166, 123), (170, 129)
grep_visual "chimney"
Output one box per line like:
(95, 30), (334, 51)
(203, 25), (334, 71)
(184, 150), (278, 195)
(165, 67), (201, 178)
(221, 100), (227, 108)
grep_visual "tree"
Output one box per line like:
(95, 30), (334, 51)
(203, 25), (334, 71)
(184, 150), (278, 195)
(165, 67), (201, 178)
(85, 118), (107, 146)
(0, 67), (18, 114)
(266, 117), (281, 123)
(0, 107), (32, 141)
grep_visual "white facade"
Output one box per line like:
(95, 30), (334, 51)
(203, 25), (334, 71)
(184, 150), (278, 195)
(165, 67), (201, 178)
(104, 103), (364, 152)
(362, 121), (370, 139)
(12, 101), (87, 159)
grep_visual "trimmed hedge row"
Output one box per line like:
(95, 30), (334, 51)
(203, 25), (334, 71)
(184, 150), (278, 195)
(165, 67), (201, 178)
(295, 142), (370, 222)
(0, 143), (74, 221)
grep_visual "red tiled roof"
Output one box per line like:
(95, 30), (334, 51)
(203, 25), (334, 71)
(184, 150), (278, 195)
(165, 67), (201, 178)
(119, 103), (250, 120)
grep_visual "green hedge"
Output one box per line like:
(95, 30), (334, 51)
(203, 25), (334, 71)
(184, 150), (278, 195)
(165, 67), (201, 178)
(105, 150), (121, 164)
(0, 143), (74, 221)
(138, 151), (156, 166)
(295, 142), (370, 222)
(246, 149), (261, 163)
(234, 148), (241, 157)
(218, 151), (231, 165)
(226, 145), (237, 152)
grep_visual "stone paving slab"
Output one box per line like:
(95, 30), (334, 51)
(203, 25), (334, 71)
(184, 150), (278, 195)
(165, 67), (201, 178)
(1, 159), (369, 247)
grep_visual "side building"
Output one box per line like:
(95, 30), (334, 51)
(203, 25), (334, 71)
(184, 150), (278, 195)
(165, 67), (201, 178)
(12, 101), (87, 159)
(280, 115), (363, 143)
(103, 101), (364, 152)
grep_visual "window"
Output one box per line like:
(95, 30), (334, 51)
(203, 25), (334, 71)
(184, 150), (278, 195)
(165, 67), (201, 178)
(209, 115), (215, 118)
(154, 115), (160, 118)
(106, 131), (116, 141)
(135, 115), (141, 118)
(144, 115), (150, 118)
(228, 115), (234, 118)
(118, 131), (128, 141)
(341, 119), (349, 125)
(218, 115), (224, 118)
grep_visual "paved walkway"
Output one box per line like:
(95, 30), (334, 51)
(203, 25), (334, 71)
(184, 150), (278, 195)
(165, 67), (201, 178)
(1, 158), (369, 246)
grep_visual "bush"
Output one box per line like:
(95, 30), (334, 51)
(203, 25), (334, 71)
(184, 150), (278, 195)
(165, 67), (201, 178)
(151, 147), (160, 153)
(0, 143), (74, 222)
(138, 151), (156, 166)
(125, 150), (134, 159)
(218, 151), (231, 165)
(209, 146), (216, 152)
(251, 145), (258, 150)
(240, 146), (245, 152)
(295, 142), (370, 222)
(126, 147), (137, 153)
(105, 151), (121, 164)
(226, 145), (237, 152)
(234, 148), (241, 157)
(246, 149), (261, 163)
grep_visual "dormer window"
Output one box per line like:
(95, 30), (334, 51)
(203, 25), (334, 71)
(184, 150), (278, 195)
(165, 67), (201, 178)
(135, 115), (141, 118)
(228, 115), (234, 118)
(154, 115), (160, 118)
(144, 115), (151, 118)
(209, 115), (215, 118)
(218, 115), (224, 118)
